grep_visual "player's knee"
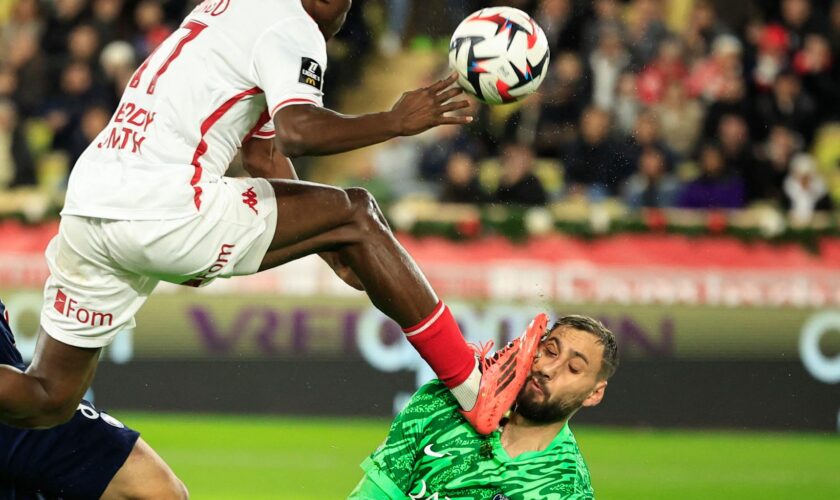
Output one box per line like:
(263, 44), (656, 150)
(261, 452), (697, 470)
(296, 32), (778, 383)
(345, 187), (388, 236)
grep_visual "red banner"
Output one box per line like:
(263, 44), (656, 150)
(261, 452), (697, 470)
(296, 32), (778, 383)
(3, 221), (840, 307)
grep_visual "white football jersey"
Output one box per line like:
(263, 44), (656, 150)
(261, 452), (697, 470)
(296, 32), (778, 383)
(63, 0), (327, 220)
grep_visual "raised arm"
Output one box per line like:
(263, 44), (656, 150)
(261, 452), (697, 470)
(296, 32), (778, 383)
(273, 74), (471, 158)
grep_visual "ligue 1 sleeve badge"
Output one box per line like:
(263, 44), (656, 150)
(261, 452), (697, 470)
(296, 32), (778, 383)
(299, 57), (323, 90)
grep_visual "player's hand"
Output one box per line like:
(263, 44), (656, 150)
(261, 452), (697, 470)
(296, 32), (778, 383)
(319, 251), (364, 291)
(389, 73), (473, 137)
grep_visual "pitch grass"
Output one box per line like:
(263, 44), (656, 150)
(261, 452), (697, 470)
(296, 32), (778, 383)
(121, 413), (840, 499)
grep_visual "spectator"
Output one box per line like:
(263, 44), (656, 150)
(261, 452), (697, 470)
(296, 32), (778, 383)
(0, 0), (43, 63)
(589, 25), (630, 111)
(582, 0), (625, 55)
(91, 0), (128, 45)
(41, 0), (86, 56)
(47, 62), (102, 155)
(625, 109), (678, 171)
(6, 30), (48, 117)
(562, 106), (631, 197)
(793, 34), (839, 121)
(783, 153), (833, 223)
(613, 71), (641, 137)
(781, 0), (829, 52)
(99, 40), (136, 105)
(494, 143), (547, 206)
(655, 82), (705, 157)
(623, 147), (680, 208)
(751, 24), (790, 91)
(66, 104), (111, 163)
(636, 37), (688, 105)
(682, 0), (730, 59)
(716, 114), (762, 201)
(539, 51), (589, 142)
(701, 74), (752, 140)
(536, 0), (580, 53)
(678, 142), (745, 209)
(754, 125), (803, 204)
(755, 70), (818, 144)
(0, 99), (35, 187)
(830, 0), (840, 56)
(687, 35), (744, 102)
(504, 93), (552, 156)
(625, 0), (669, 67)
(67, 24), (102, 66)
(133, 0), (172, 59)
(440, 152), (490, 204)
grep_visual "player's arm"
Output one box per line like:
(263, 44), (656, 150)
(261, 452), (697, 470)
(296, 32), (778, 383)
(273, 74), (471, 158)
(0, 331), (99, 428)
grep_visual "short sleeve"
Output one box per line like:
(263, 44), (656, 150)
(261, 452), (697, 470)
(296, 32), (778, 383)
(251, 120), (275, 140)
(251, 18), (327, 118)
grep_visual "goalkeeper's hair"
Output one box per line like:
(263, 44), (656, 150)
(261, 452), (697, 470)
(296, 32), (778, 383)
(549, 315), (618, 381)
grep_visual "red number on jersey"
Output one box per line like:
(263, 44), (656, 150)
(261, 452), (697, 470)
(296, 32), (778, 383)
(129, 20), (208, 95)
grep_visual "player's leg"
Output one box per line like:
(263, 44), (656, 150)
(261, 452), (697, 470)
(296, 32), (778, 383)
(258, 180), (542, 433)
(102, 438), (188, 500)
(0, 216), (158, 429)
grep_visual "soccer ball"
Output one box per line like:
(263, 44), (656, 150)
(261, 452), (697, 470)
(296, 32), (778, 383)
(449, 7), (550, 105)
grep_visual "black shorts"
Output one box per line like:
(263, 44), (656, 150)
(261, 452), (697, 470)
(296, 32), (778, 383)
(0, 400), (140, 500)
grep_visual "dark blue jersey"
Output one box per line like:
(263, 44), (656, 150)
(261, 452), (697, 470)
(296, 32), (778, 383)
(0, 300), (25, 371)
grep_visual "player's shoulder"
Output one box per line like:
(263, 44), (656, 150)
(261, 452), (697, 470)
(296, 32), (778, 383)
(400, 380), (459, 419)
(549, 427), (595, 498)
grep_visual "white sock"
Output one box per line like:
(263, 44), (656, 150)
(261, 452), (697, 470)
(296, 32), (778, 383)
(449, 358), (481, 411)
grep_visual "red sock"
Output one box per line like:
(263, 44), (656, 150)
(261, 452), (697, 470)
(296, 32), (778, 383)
(404, 301), (475, 388)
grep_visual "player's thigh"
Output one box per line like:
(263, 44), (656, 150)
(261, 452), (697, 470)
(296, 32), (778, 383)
(102, 437), (187, 500)
(266, 179), (360, 249)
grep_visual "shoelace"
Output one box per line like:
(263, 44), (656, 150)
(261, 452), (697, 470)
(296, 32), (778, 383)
(469, 339), (517, 369)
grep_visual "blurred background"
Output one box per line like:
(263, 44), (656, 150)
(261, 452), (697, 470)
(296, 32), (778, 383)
(1, 0), (839, 498)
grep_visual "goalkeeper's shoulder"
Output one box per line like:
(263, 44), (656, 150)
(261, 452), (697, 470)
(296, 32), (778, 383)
(401, 379), (458, 416)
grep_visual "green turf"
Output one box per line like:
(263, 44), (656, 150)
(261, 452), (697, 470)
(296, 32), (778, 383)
(121, 413), (840, 499)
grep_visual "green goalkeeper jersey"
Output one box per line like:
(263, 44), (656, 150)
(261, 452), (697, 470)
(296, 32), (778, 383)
(349, 380), (595, 500)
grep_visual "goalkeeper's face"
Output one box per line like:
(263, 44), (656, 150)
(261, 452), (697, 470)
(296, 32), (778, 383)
(515, 327), (608, 424)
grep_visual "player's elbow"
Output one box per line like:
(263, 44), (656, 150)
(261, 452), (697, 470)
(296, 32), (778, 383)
(274, 128), (308, 158)
(273, 105), (323, 158)
(28, 396), (78, 428)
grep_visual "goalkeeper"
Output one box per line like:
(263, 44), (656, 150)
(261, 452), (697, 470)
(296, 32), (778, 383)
(350, 314), (618, 500)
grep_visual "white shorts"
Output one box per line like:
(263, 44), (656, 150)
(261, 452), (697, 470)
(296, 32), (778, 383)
(40, 177), (278, 348)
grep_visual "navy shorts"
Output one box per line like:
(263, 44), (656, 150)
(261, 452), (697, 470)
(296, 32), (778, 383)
(0, 400), (140, 499)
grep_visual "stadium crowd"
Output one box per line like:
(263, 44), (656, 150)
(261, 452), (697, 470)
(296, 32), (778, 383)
(0, 0), (839, 223)
(373, 0), (840, 222)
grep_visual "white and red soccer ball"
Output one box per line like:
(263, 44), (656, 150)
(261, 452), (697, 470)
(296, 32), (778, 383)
(449, 7), (550, 105)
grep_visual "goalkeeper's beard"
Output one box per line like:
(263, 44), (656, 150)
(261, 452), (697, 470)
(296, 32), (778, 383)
(514, 376), (588, 424)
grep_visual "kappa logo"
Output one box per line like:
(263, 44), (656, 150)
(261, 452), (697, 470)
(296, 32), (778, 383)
(423, 444), (452, 458)
(299, 57), (323, 90)
(242, 187), (258, 214)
